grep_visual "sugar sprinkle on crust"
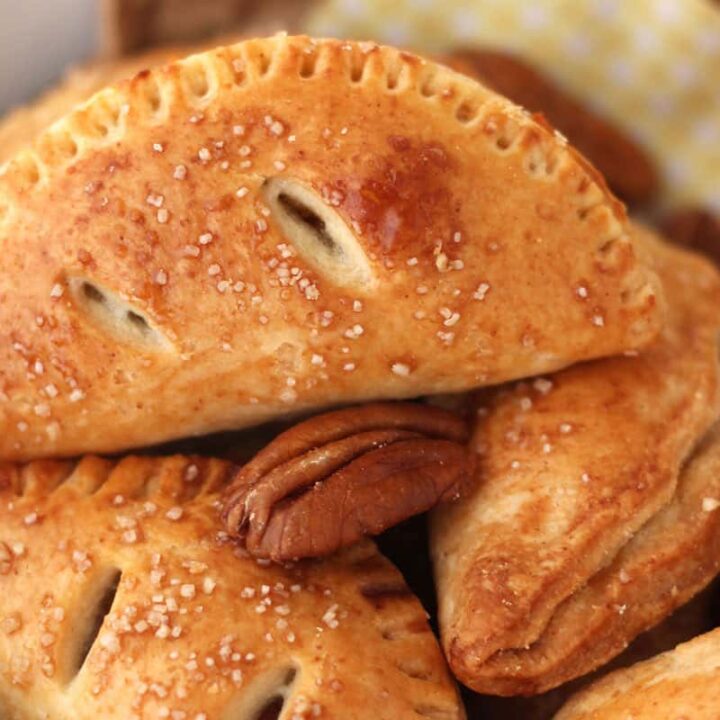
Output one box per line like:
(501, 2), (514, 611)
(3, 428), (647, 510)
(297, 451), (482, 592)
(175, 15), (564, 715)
(0, 35), (662, 461)
(0, 454), (464, 719)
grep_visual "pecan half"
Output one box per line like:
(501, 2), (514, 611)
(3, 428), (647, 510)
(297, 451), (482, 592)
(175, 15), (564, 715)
(222, 402), (473, 562)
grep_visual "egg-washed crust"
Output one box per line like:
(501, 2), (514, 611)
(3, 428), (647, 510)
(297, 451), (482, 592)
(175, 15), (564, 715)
(430, 229), (720, 695)
(554, 626), (720, 719)
(0, 453), (464, 720)
(0, 35), (661, 461)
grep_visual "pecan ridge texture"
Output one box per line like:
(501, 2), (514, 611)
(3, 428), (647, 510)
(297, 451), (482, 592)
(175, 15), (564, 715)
(222, 402), (473, 562)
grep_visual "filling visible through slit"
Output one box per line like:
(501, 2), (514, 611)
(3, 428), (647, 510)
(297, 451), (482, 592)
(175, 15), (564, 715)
(252, 667), (297, 719)
(64, 567), (121, 682)
(276, 193), (336, 252)
(223, 665), (298, 720)
(255, 697), (285, 720)
(262, 177), (375, 290)
(68, 277), (170, 350)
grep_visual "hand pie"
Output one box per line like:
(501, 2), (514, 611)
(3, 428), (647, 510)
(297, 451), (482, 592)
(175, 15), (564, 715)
(431, 227), (720, 695)
(0, 35), (662, 461)
(453, 417), (720, 698)
(0, 454), (464, 719)
(554, 627), (720, 719)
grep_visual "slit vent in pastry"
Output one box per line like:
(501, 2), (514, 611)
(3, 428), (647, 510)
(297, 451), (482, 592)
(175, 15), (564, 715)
(263, 177), (375, 290)
(62, 567), (121, 684)
(0, 453), (465, 719)
(68, 277), (170, 350)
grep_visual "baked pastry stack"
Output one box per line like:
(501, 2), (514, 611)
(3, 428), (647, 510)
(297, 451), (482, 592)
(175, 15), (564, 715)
(0, 33), (716, 718)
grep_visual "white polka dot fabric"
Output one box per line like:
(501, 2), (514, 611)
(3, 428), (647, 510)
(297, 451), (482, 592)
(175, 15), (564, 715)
(307, 0), (720, 212)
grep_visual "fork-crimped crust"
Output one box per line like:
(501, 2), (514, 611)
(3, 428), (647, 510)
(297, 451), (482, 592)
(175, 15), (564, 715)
(0, 35), (662, 460)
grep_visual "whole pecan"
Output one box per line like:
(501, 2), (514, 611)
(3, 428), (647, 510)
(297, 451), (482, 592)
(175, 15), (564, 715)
(222, 402), (473, 562)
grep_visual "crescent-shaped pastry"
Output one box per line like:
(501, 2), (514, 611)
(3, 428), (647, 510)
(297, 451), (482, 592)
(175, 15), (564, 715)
(430, 227), (720, 695)
(554, 627), (720, 719)
(0, 453), (464, 719)
(0, 35), (661, 461)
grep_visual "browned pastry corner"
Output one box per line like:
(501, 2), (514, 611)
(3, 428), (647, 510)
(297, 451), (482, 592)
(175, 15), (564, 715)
(445, 48), (660, 206)
(660, 206), (720, 266)
(0, 36), (663, 462)
(555, 627), (720, 719)
(465, 582), (720, 719)
(0, 454), (465, 719)
(223, 402), (472, 562)
(431, 225), (720, 695)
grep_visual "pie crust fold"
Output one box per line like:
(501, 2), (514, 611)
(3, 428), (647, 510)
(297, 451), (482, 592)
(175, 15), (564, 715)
(431, 226), (720, 695)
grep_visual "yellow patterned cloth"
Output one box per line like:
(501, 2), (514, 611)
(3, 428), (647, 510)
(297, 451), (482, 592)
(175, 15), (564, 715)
(307, 0), (720, 212)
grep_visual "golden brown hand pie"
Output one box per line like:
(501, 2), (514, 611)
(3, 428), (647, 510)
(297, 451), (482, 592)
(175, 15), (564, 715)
(0, 454), (464, 719)
(430, 227), (720, 695)
(554, 627), (720, 719)
(0, 35), (662, 461)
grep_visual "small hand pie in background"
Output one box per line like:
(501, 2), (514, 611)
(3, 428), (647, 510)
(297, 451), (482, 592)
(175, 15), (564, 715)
(0, 35), (662, 461)
(431, 226), (720, 694)
(554, 627), (720, 719)
(0, 454), (464, 719)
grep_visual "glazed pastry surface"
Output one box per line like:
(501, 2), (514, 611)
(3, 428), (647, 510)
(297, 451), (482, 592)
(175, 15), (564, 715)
(0, 35), (661, 460)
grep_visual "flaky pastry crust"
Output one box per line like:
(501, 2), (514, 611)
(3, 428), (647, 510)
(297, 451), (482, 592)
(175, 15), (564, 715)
(431, 228), (720, 695)
(554, 627), (720, 719)
(0, 453), (463, 719)
(0, 35), (661, 460)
